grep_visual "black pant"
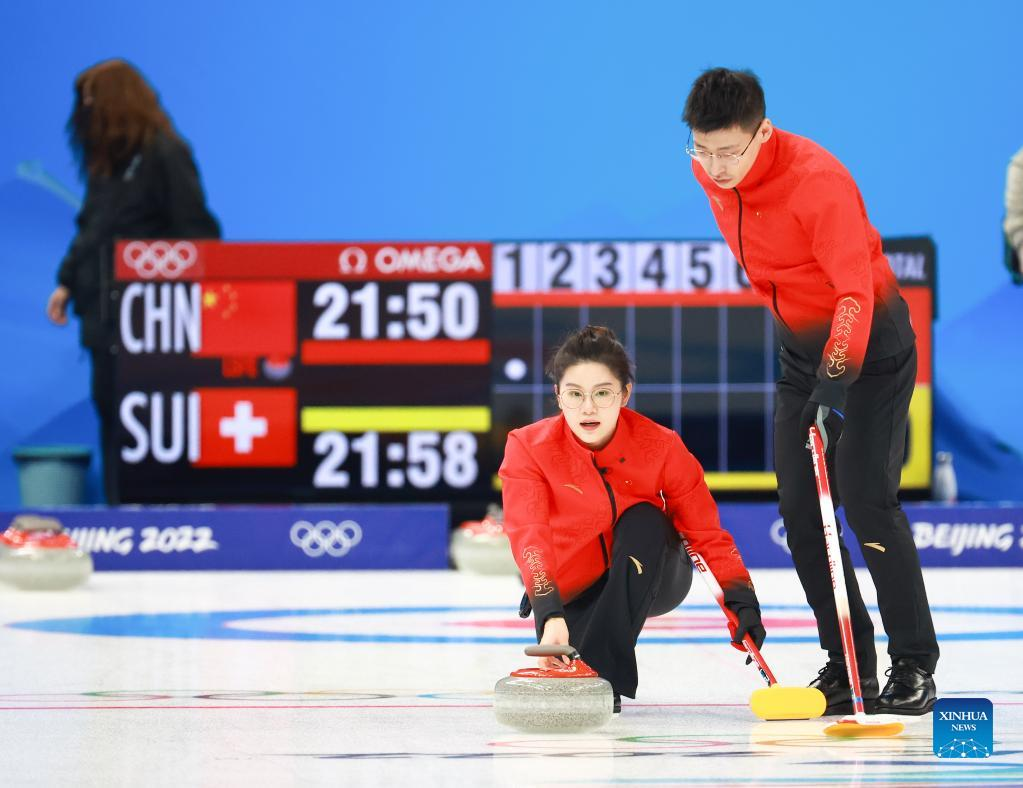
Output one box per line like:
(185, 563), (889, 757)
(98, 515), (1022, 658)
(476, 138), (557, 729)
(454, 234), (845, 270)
(775, 345), (938, 674)
(89, 347), (119, 505)
(536, 503), (693, 698)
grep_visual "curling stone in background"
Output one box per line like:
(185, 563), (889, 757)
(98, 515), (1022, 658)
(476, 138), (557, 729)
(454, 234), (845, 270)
(450, 504), (519, 575)
(0, 515), (93, 590)
(494, 645), (614, 733)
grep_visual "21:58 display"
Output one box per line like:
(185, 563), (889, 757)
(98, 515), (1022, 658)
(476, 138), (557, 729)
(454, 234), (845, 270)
(312, 430), (479, 489)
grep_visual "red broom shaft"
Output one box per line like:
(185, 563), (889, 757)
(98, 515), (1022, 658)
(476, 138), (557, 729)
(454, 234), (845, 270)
(682, 536), (778, 686)
(809, 425), (867, 717)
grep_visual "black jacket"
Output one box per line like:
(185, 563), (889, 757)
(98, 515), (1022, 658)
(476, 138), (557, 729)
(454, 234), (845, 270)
(57, 132), (220, 348)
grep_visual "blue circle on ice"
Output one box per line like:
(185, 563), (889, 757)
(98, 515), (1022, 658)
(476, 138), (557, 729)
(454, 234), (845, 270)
(6, 604), (1023, 643)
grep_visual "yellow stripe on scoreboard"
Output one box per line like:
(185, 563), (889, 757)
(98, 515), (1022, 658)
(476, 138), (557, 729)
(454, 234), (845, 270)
(901, 384), (931, 490)
(301, 406), (492, 434)
(704, 472), (777, 491)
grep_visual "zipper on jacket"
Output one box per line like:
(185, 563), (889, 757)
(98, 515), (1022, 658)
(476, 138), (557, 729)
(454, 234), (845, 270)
(733, 188), (752, 283)
(591, 456), (616, 570)
(769, 280), (794, 333)
(736, 187), (794, 335)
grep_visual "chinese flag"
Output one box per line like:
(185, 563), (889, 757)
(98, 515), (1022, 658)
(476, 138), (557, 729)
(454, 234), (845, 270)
(193, 387), (297, 467)
(194, 281), (296, 358)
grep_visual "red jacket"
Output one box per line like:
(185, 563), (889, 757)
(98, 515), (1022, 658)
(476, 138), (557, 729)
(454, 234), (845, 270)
(692, 129), (915, 408)
(499, 407), (754, 623)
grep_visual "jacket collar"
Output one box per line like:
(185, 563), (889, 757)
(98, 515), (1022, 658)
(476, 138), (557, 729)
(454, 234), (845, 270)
(735, 128), (779, 191)
(692, 127), (781, 195)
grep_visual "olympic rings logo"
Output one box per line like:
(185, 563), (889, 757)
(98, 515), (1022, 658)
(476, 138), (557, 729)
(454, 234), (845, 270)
(290, 519), (363, 558)
(122, 241), (198, 279)
(770, 519), (791, 555)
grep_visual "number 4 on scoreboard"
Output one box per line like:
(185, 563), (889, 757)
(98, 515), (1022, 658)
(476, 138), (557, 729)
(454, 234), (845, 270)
(632, 243), (674, 291)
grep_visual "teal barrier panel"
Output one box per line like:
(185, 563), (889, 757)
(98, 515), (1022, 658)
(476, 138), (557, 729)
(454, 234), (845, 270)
(11, 445), (92, 506)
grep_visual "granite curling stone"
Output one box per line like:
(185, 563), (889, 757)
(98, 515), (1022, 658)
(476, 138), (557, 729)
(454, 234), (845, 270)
(0, 515), (93, 590)
(494, 645), (614, 733)
(450, 504), (518, 576)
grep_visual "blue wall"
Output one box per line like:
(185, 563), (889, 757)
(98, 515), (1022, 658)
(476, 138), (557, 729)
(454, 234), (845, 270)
(2, 1), (1021, 503)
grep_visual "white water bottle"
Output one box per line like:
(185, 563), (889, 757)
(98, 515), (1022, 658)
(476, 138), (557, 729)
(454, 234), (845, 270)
(933, 451), (958, 503)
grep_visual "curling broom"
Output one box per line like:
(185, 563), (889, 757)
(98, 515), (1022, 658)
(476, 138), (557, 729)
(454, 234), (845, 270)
(808, 424), (904, 739)
(682, 537), (826, 721)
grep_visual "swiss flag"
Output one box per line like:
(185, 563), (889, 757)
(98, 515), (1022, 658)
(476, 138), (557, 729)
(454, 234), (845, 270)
(193, 388), (297, 467)
(193, 281), (296, 358)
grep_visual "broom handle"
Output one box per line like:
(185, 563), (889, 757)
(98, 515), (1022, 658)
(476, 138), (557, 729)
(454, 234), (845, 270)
(681, 536), (778, 687)
(525, 644), (580, 659)
(808, 425), (868, 720)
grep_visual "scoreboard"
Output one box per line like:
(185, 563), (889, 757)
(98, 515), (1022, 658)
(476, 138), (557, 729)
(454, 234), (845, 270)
(112, 237), (934, 503)
(114, 242), (492, 503)
(490, 237), (934, 492)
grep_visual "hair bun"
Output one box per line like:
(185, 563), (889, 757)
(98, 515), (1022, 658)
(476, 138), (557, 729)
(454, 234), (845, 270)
(545, 324), (634, 387)
(582, 325), (618, 343)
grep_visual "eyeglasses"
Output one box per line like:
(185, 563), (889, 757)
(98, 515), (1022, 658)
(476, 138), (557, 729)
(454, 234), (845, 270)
(685, 125), (761, 165)
(558, 387), (622, 409)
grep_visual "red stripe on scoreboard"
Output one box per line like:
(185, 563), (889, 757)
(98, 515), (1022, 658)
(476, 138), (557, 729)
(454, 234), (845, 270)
(301, 339), (492, 366)
(902, 287), (932, 384)
(493, 291), (762, 308)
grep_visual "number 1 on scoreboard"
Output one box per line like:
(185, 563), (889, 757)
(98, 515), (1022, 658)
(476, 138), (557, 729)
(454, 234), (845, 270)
(493, 243), (539, 293)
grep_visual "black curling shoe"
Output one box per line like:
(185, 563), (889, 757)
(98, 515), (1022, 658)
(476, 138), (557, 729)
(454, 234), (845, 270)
(809, 660), (879, 715)
(873, 658), (936, 715)
(612, 692), (621, 714)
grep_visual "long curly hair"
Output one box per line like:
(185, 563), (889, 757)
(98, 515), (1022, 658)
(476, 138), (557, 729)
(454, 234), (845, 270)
(67, 59), (177, 179)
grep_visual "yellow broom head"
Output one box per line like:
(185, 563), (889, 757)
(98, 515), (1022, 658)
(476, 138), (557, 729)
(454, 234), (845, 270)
(825, 719), (905, 738)
(750, 685), (827, 720)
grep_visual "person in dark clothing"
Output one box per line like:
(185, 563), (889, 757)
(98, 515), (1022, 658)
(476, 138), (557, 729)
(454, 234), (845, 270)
(46, 59), (220, 503)
(682, 68), (938, 715)
(499, 326), (765, 711)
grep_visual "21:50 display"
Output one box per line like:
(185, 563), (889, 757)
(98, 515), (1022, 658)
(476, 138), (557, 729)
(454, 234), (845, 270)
(311, 282), (480, 340)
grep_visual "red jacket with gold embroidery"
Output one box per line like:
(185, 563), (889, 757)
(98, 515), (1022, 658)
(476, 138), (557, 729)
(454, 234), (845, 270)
(692, 128), (915, 408)
(499, 408), (754, 624)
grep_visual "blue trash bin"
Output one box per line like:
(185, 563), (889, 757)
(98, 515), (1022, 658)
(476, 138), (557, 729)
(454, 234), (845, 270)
(12, 445), (92, 506)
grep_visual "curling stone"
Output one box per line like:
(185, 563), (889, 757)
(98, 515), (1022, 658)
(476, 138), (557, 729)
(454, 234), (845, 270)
(494, 645), (614, 732)
(0, 515), (93, 590)
(450, 504), (518, 575)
